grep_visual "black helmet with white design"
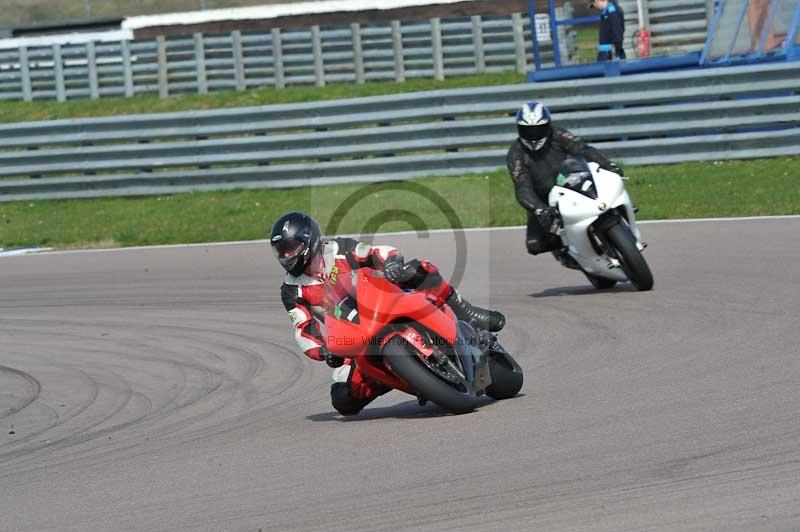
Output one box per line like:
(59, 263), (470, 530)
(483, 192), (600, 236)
(270, 211), (323, 277)
(516, 101), (552, 152)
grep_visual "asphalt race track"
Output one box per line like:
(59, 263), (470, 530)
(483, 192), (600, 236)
(2, 218), (799, 532)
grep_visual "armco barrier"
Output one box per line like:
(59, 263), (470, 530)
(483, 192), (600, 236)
(0, 12), (570, 103)
(0, 61), (797, 202)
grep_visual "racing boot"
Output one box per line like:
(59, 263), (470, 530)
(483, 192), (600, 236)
(330, 369), (391, 416)
(330, 382), (377, 416)
(445, 289), (505, 332)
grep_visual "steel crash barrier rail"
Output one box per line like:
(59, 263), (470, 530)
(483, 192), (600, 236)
(0, 61), (798, 202)
(0, 13), (570, 103)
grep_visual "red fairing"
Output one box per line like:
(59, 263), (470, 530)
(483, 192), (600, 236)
(325, 269), (458, 395)
(324, 317), (370, 358)
(327, 269), (456, 350)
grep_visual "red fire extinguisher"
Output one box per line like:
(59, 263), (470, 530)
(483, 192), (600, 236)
(635, 28), (651, 58)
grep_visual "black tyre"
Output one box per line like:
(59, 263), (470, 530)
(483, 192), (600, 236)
(485, 352), (524, 400)
(384, 339), (477, 415)
(584, 272), (617, 290)
(606, 222), (654, 291)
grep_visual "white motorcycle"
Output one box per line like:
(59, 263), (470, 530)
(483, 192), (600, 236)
(547, 157), (653, 291)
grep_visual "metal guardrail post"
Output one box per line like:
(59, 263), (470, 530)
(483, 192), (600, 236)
(548, 1), (562, 67)
(311, 25), (325, 87)
(512, 13), (527, 74)
(87, 41), (99, 100)
(271, 29), (285, 88)
(53, 44), (66, 103)
(232, 30), (246, 91)
(528, 0), (543, 70)
(352, 23), (365, 84)
(391, 21), (406, 82)
(157, 36), (169, 99)
(121, 40), (134, 97)
(471, 16), (485, 74)
(637, 0), (651, 30)
(194, 33), (208, 94)
(19, 47), (32, 102)
(431, 18), (445, 81)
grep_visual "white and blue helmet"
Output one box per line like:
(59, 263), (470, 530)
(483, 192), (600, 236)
(516, 101), (552, 151)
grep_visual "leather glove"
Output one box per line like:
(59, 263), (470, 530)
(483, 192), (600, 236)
(383, 255), (416, 284)
(535, 207), (560, 234)
(323, 347), (344, 368)
(607, 162), (624, 177)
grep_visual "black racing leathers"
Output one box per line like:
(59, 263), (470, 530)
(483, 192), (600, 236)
(506, 127), (614, 254)
(598, 1), (626, 60)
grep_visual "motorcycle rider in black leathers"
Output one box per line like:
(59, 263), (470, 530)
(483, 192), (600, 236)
(506, 101), (623, 258)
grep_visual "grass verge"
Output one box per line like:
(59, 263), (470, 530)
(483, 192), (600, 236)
(0, 71), (525, 124)
(574, 27), (601, 63)
(0, 157), (797, 250)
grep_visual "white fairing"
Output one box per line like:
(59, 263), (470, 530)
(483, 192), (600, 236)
(548, 163), (644, 281)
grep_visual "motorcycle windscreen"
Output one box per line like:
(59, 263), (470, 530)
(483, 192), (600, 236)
(558, 157), (597, 199)
(592, 168), (626, 207)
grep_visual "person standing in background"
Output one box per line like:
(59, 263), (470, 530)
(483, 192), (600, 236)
(590, 0), (626, 60)
(747, 0), (785, 52)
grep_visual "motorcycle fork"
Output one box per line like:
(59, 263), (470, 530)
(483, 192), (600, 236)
(382, 325), (458, 372)
(587, 225), (608, 256)
(590, 208), (631, 254)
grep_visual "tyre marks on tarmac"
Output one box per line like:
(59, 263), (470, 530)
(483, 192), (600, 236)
(1, 219), (800, 531)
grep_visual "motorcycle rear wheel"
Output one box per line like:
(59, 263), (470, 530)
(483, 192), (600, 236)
(384, 339), (477, 415)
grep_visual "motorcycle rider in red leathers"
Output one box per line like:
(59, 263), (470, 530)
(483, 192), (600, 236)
(271, 211), (505, 416)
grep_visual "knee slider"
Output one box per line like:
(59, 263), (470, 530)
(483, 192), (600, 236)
(330, 382), (367, 416)
(526, 239), (545, 255)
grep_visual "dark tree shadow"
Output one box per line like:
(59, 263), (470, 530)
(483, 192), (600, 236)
(306, 394), (525, 422)
(529, 284), (636, 298)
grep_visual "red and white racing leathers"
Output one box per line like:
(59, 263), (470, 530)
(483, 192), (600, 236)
(279, 237), (451, 400)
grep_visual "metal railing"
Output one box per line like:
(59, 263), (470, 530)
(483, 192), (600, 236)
(0, 12), (570, 103)
(0, 61), (797, 202)
(617, 0), (710, 56)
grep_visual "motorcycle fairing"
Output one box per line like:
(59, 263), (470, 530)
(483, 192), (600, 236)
(548, 162), (642, 279)
(324, 269), (491, 396)
(326, 270), (457, 353)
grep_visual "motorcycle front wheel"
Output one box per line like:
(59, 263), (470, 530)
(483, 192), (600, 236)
(606, 223), (654, 291)
(384, 338), (477, 415)
(485, 351), (523, 400)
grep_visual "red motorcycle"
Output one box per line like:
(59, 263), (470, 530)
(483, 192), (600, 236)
(325, 268), (523, 414)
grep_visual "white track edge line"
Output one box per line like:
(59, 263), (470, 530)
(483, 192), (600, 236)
(11, 214), (800, 257)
